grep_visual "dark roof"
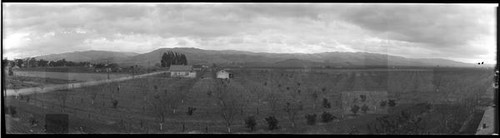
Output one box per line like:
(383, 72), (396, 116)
(217, 70), (230, 73)
(170, 65), (192, 71)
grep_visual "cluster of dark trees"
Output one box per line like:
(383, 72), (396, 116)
(160, 51), (187, 67)
(3, 58), (91, 68)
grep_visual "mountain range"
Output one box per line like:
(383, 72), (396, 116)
(35, 50), (139, 63)
(34, 47), (481, 68)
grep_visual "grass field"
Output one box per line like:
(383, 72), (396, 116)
(4, 67), (495, 134)
(5, 75), (82, 89)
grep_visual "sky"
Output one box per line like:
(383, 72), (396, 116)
(2, 3), (497, 64)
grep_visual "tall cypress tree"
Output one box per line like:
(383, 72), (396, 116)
(167, 51), (173, 67)
(182, 54), (187, 65)
(161, 53), (167, 67)
(175, 52), (180, 65)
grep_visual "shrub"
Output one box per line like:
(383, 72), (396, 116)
(29, 114), (38, 126)
(322, 98), (331, 108)
(380, 101), (387, 107)
(245, 116), (257, 131)
(321, 111), (336, 123)
(207, 90), (212, 97)
(351, 105), (360, 115)
(265, 116), (279, 130)
(305, 113), (317, 125)
(187, 107), (197, 116)
(360, 95), (366, 102)
(388, 100), (396, 107)
(361, 104), (369, 113)
(112, 99), (119, 108)
(9, 106), (17, 117)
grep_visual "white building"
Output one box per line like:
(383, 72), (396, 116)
(216, 70), (232, 79)
(170, 65), (196, 78)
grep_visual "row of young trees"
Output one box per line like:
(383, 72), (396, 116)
(160, 51), (188, 67)
(4, 58), (91, 68)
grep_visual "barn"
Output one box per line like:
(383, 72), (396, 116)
(170, 65), (196, 78)
(216, 70), (233, 79)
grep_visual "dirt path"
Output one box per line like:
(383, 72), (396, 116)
(5, 71), (169, 96)
(476, 106), (495, 135)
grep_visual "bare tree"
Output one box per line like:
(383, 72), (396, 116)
(266, 92), (281, 115)
(166, 90), (182, 114)
(148, 91), (170, 131)
(283, 99), (301, 128)
(212, 79), (243, 133)
(56, 89), (69, 112)
(89, 88), (98, 105)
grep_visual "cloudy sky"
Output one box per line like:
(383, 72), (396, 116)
(2, 3), (497, 64)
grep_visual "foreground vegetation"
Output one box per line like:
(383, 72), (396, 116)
(4, 67), (494, 134)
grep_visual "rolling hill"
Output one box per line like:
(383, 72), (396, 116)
(116, 47), (477, 68)
(33, 47), (478, 68)
(35, 50), (139, 63)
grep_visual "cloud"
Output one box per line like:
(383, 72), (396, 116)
(2, 4), (496, 64)
(339, 5), (495, 48)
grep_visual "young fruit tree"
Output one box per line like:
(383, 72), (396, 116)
(283, 99), (302, 128)
(213, 79), (243, 133)
(265, 116), (279, 130)
(361, 104), (369, 113)
(148, 92), (170, 131)
(266, 92), (281, 115)
(305, 113), (317, 125)
(244, 116), (257, 132)
(351, 105), (360, 116)
(55, 90), (69, 112)
(321, 111), (336, 123)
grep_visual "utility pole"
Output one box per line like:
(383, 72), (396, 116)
(107, 60), (110, 80)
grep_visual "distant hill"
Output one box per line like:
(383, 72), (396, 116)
(32, 47), (477, 68)
(35, 50), (139, 63)
(116, 47), (477, 68)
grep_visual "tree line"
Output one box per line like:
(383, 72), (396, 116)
(160, 51), (188, 67)
(3, 58), (91, 68)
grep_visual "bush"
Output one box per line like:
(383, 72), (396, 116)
(305, 113), (317, 125)
(322, 98), (331, 108)
(187, 107), (197, 116)
(112, 99), (118, 108)
(29, 114), (38, 126)
(321, 111), (336, 123)
(245, 116), (257, 131)
(361, 104), (369, 113)
(388, 100), (396, 107)
(9, 106), (17, 117)
(380, 101), (387, 107)
(351, 105), (360, 115)
(265, 116), (279, 130)
(360, 95), (366, 102)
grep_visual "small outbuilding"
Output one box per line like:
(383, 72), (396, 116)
(216, 70), (233, 79)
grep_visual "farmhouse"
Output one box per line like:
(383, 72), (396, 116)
(216, 70), (233, 79)
(170, 65), (196, 78)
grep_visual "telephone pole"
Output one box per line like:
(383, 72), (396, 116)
(107, 60), (110, 80)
